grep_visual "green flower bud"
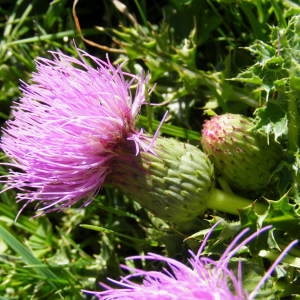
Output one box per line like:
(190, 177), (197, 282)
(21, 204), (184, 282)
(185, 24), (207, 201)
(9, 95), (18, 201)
(201, 113), (283, 194)
(108, 137), (213, 230)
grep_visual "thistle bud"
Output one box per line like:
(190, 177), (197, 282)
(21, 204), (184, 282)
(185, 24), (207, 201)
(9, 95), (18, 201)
(108, 137), (215, 231)
(201, 113), (283, 194)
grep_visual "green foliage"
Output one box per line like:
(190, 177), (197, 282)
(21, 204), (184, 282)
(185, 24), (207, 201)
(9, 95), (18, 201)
(232, 14), (300, 203)
(0, 188), (166, 299)
(0, 0), (299, 299)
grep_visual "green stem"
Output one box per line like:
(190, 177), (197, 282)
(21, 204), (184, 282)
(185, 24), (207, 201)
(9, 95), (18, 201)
(287, 77), (299, 196)
(2, 29), (97, 47)
(264, 215), (300, 228)
(287, 92), (298, 153)
(206, 188), (266, 215)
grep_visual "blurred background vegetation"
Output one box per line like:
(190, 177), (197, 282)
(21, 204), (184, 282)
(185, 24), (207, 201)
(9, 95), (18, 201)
(0, 0), (299, 299)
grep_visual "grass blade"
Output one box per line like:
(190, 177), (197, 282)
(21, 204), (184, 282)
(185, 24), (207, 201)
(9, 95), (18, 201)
(0, 225), (60, 288)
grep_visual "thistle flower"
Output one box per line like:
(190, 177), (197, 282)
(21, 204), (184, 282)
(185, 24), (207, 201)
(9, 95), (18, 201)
(0, 49), (149, 213)
(1, 50), (264, 229)
(85, 223), (297, 300)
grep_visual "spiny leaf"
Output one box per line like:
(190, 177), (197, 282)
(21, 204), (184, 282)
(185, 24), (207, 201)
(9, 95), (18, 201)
(241, 195), (300, 239)
(255, 102), (288, 141)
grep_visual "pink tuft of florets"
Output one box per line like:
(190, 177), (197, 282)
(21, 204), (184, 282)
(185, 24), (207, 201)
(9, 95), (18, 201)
(84, 222), (297, 300)
(0, 49), (150, 213)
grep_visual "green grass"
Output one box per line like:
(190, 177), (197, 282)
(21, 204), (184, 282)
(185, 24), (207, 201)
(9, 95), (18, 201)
(0, 0), (300, 299)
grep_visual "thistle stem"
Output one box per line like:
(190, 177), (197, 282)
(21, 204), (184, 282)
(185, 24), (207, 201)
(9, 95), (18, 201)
(287, 84), (299, 196)
(287, 93), (298, 153)
(206, 188), (266, 215)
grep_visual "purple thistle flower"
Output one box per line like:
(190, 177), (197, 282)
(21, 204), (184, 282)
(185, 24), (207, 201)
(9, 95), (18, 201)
(0, 49), (150, 213)
(84, 223), (297, 299)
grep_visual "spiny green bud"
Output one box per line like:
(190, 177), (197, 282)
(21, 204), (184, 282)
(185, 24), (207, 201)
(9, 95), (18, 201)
(108, 137), (214, 231)
(107, 136), (261, 231)
(201, 113), (283, 194)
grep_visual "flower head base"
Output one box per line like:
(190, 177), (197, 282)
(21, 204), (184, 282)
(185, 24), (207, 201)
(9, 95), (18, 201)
(85, 223), (297, 300)
(0, 49), (149, 213)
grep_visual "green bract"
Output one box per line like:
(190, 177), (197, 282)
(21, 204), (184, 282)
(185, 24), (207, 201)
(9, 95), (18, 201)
(201, 113), (283, 194)
(108, 137), (213, 230)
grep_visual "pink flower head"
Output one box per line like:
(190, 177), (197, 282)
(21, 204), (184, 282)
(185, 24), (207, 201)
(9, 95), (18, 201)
(85, 222), (297, 299)
(0, 49), (150, 213)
